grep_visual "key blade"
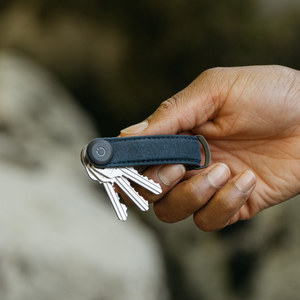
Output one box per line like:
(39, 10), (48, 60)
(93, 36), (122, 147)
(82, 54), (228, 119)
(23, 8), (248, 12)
(103, 182), (128, 221)
(88, 168), (128, 221)
(86, 165), (127, 219)
(81, 148), (128, 221)
(120, 167), (162, 195)
(116, 177), (149, 211)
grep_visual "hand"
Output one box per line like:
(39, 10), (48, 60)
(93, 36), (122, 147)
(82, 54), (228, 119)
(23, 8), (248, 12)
(120, 65), (300, 231)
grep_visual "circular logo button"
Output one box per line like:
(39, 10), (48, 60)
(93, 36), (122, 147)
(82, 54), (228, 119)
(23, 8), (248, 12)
(96, 147), (106, 157)
(86, 139), (113, 166)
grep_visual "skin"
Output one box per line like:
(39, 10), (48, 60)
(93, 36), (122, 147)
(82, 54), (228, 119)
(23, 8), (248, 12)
(120, 65), (300, 231)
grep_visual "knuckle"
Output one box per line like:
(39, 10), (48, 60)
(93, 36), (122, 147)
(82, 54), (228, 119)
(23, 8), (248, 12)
(143, 192), (160, 203)
(220, 191), (247, 214)
(193, 216), (223, 232)
(199, 68), (214, 79)
(154, 94), (183, 132)
(224, 197), (240, 213)
(200, 67), (225, 79)
(153, 202), (177, 223)
(199, 67), (231, 91)
(194, 217), (211, 231)
(185, 181), (204, 207)
(157, 94), (181, 113)
(215, 197), (237, 214)
(183, 175), (213, 208)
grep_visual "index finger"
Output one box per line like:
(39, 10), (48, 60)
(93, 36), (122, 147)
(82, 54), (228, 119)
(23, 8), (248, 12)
(120, 69), (222, 137)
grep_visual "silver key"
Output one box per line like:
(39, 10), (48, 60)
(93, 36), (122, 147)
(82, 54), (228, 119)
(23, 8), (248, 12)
(96, 167), (162, 195)
(119, 167), (162, 195)
(93, 168), (149, 211)
(102, 179), (128, 222)
(81, 146), (162, 221)
(81, 148), (128, 221)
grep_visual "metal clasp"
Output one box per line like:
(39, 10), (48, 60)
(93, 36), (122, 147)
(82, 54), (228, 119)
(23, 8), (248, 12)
(196, 135), (211, 169)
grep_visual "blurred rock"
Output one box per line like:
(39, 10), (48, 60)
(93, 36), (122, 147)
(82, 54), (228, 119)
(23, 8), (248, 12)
(144, 191), (300, 300)
(0, 51), (169, 300)
(1, 2), (300, 299)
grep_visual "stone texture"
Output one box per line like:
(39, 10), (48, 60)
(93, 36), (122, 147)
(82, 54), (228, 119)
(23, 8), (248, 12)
(144, 192), (300, 300)
(0, 51), (169, 300)
(1, 24), (300, 299)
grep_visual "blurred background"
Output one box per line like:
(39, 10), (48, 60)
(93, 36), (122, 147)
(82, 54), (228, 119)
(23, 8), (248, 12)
(1, 0), (300, 299)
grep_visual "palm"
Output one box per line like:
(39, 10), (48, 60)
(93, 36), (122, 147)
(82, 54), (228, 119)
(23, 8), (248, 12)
(206, 138), (300, 218)
(189, 66), (300, 218)
(121, 65), (300, 229)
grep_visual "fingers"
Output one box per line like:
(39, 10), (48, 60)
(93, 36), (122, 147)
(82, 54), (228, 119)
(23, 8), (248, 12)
(119, 69), (226, 137)
(152, 163), (231, 223)
(146, 164), (256, 231)
(139, 164), (187, 202)
(119, 91), (210, 136)
(119, 162), (256, 231)
(119, 164), (187, 206)
(193, 171), (256, 231)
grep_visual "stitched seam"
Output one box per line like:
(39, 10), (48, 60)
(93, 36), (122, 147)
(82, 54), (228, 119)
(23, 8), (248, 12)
(105, 136), (197, 143)
(108, 158), (199, 165)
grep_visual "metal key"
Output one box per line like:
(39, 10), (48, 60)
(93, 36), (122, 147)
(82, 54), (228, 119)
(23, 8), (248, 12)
(95, 167), (162, 195)
(81, 148), (128, 221)
(81, 145), (162, 221)
(93, 167), (162, 207)
(93, 167), (150, 211)
(119, 167), (162, 195)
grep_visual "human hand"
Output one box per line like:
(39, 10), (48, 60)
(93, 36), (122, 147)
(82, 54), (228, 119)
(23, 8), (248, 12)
(120, 65), (300, 231)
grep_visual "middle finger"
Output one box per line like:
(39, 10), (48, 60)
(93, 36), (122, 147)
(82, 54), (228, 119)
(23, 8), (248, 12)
(153, 163), (231, 223)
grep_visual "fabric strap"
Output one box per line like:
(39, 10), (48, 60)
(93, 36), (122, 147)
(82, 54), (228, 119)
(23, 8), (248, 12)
(86, 135), (210, 170)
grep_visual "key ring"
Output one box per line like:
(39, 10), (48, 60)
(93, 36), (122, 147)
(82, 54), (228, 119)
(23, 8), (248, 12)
(195, 135), (211, 169)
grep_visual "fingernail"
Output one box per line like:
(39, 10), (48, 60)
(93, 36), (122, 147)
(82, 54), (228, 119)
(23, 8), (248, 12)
(206, 163), (231, 188)
(235, 171), (256, 193)
(158, 164), (186, 186)
(120, 120), (148, 134)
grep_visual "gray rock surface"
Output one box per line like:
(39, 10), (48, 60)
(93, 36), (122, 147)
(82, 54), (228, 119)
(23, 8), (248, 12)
(1, 50), (300, 300)
(145, 191), (300, 300)
(0, 51), (169, 300)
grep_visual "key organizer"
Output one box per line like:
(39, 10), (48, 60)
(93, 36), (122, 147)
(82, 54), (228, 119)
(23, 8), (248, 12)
(81, 135), (211, 221)
(85, 135), (211, 170)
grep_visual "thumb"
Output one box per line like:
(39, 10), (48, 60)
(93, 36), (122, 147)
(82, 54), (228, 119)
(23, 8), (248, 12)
(120, 70), (220, 137)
